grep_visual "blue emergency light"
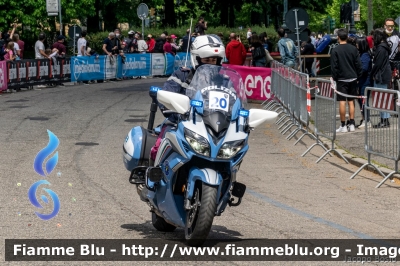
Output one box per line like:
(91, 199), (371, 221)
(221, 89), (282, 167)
(150, 86), (160, 92)
(191, 100), (203, 107)
(239, 109), (249, 117)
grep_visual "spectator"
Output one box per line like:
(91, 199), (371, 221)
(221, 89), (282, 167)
(247, 28), (252, 43)
(170, 34), (180, 53)
(77, 30), (87, 56)
(250, 34), (266, 67)
(226, 33), (246, 65)
(194, 16), (207, 35)
(347, 34), (357, 46)
(3, 42), (16, 61)
(300, 37), (315, 76)
(103, 32), (116, 56)
(35, 32), (50, 59)
(102, 32), (117, 56)
(259, 32), (273, 53)
(113, 28), (123, 55)
(13, 34), (24, 59)
(136, 33), (148, 54)
(217, 32), (224, 42)
(52, 35), (66, 57)
(146, 34), (156, 53)
(153, 34), (166, 53)
(310, 32), (317, 47)
(12, 39), (20, 60)
(330, 28), (362, 133)
(163, 36), (174, 55)
(85, 41), (98, 57)
(366, 30), (374, 50)
(356, 37), (372, 128)
(384, 18), (400, 60)
(181, 29), (192, 52)
(45, 48), (59, 58)
(124, 30), (137, 53)
(277, 28), (298, 68)
(371, 28), (392, 128)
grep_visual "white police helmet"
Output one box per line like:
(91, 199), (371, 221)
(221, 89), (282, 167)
(190, 35), (225, 68)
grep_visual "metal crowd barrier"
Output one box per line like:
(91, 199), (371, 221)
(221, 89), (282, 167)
(264, 61), (316, 145)
(268, 60), (400, 188)
(350, 87), (400, 188)
(301, 78), (348, 163)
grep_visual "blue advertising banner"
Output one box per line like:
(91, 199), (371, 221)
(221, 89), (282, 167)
(71, 56), (106, 82)
(70, 53), (193, 81)
(165, 53), (175, 76)
(122, 54), (151, 78)
(151, 53), (166, 76)
(173, 52), (192, 71)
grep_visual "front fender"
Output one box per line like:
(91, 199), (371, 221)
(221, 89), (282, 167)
(186, 167), (222, 199)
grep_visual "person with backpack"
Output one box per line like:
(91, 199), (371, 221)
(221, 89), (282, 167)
(124, 30), (137, 53)
(355, 37), (372, 129)
(153, 34), (166, 53)
(250, 34), (266, 67)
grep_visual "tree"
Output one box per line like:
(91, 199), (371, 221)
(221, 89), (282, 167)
(0, 0), (96, 35)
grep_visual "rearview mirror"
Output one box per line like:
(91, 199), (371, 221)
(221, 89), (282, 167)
(157, 90), (191, 114)
(248, 109), (278, 128)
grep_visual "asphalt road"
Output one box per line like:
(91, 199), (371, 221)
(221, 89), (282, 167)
(1, 79), (400, 265)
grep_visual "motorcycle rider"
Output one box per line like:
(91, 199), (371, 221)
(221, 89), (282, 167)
(149, 34), (226, 164)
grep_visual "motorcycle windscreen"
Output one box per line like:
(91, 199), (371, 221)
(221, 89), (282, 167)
(185, 64), (248, 120)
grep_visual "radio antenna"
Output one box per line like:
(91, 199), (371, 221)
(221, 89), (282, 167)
(184, 18), (193, 68)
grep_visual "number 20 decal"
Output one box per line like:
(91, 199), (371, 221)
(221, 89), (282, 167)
(208, 91), (229, 111)
(210, 97), (227, 109)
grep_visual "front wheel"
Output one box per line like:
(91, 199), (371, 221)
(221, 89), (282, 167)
(185, 182), (218, 246)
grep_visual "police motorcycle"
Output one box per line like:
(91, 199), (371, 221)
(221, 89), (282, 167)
(122, 64), (278, 246)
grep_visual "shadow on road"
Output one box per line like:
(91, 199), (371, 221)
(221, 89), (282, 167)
(120, 223), (244, 241)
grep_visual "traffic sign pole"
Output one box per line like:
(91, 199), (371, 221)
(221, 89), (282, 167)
(294, 9), (302, 70)
(137, 3), (149, 36)
(58, 0), (62, 35)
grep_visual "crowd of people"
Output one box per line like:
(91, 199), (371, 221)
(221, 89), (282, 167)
(0, 23), (24, 61)
(2, 16), (400, 129)
(331, 18), (399, 132)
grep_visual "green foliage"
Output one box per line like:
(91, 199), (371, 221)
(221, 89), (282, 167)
(325, 0), (400, 34)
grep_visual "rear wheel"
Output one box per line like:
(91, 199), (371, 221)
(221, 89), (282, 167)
(151, 212), (176, 232)
(185, 182), (218, 246)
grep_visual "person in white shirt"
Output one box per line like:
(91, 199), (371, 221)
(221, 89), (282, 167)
(136, 33), (148, 54)
(247, 28), (252, 42)
(13, 41), (20, 59)
(77, 30), (87, 56)
(35, 32), (50, 59)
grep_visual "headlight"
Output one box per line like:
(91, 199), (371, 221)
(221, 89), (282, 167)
(184, 128), (210, 156)
(217, 140), (245, 159)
